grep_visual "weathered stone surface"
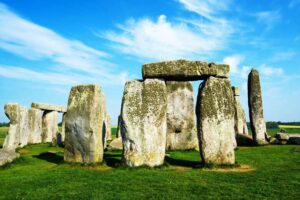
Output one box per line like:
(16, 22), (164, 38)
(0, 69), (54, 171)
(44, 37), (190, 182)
(248, 69), (268, 145)
(232, 87), (248, 136)
(116, 115), (122, 138)
(28, 108), (43, 144)
(31, 102), (67, 113)
(42, 111), (58, 143)
(3, 103), (29, 149)
(0, 149), (19, 167)
(196, 77), (235, 165)
(275, 133), (289, 141)
(166, 81), (198, 150)
(64, 84), (106, 163)
(236, 134), (253, 146)
(105, 114), (112, 141)
(287, 134), (300, 145)
(60, 113), (66, 142)
(142, 60), (229, 80)
(121, 79), (167, 167)
(108, 137), (123, 150)
(269, 137), (280, 145)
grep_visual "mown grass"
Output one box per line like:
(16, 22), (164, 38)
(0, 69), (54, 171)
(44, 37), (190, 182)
(0, 127), (299, 199)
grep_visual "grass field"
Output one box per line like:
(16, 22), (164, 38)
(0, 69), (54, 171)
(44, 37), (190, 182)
(0, 127), (299, 199)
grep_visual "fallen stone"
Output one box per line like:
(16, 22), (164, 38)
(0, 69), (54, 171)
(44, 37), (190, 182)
(28, 108), (43, 144)
(142, 60), (229, 80)
(196, 77), (235, 165)
(64, 84), (106, 163)
(269, 137), (281, 145)
(108, 137), (123, 150)
(232, 87), (248, 136)
(0, 149), (19, 167)
(165, 81), (198, 150)
(275, 133), (289, 141)
(3, 103), (29, 150)
(31, 102), (67, 113)
(288, 135), (300, 145)
(121, 79), (167, 167)
(236, 134), (253, 146)
(248, 69), (268, 145)
(42, 111), (58, 143)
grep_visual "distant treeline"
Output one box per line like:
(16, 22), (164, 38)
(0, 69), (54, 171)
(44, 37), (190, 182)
(0, 122), (9, 127)
(247, 121), (300, 129)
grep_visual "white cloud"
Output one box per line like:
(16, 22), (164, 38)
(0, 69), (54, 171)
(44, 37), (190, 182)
(259, 65), (283, 76)
(100, 14), (233, 60)
(223, 55), (244, 74)
(177, 0), (232, 20)
(0, 3), (127, 85)
(253, 11), (281, 30)
(272, 51), (296, 61)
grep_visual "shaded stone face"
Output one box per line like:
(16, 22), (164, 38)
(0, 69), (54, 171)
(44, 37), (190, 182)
(3, 103), (29, 150)
(165, 81), (198, 150)
(232, 87), (248, 136)
(196, 77), (235, 165)
(31, 102), (67, 113)
(64, 84), (106, 163)
(42, 111), (58, 143)
(248, 69), (268, 145)
(121, 79), (167, 167)
(116, 115), (122, 138)
(28, 108), (43, 144)
(105, 114), (112, 141)
(142, 60), (229, 81)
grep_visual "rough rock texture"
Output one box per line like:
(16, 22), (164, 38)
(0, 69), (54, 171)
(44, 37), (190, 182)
(232, 87), (248, 136)
(116, 115), (122, 138)
(142, 60), (229, 80)
(269, 137), (281, 145)
(121, 79), (167, 167)
(105, 114), (112, 140)
(108, 137), (123, 150)
(3, 103), (29, 149)
(28, 108), (43, 144)
(31, 102), (67, 113)
(42, 111), (58, 143)
(236, 134), (253, 146)
(275, 133), (289, 141)
(64, 84), (106, 163)
(165, 81), (198, 150)
(196, 77), (235, 165)
(248, 69), (268, 145)
(60, 113), (66, 143)
(288, 135), (300, 144)
(0, 149), (20, 167)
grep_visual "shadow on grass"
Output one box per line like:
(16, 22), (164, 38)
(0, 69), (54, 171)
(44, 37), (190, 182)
(34, 152), (63, 164)
(165, 156), (202, 168)
(104, 152), (122, 168)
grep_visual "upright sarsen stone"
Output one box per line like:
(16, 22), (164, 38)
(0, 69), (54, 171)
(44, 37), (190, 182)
(232, 87), (248, 136)
(121, 79), (167, 167)
(105, 114), (112, 141)
(28, 108), (43, 144)
(3, 103), (29, 149)
(42, 111), (58, 143)
(64, 84), (106, 163)
(166, 81), (198, 150)
(248, 69), (268, 145)
(196, 77), (235, 165)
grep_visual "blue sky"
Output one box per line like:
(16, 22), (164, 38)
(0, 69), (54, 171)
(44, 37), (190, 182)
(0, 0), (299, 124)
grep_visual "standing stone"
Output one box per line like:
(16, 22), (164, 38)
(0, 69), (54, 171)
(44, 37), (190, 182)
(42, 111), (58, 143)
(232, 87), (248, 136)
(248, 69), (268, 145)
(116, 115), (122, 138)
(64, 84), (106, 163)
(28, 108), (43, 144)
(58, 113), (66, 145)
(105, 114), (112, 140)
(166, 81), (198, 150)
(121, 79), (167, 167)
(196, 77), (235, 165)
(3, 103), (29, 149)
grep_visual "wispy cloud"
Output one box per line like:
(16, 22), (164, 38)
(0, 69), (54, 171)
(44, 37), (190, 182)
(259, 65), (283, 76)
(253, 11), (281, 31)
(272, 51), (296, 61)
(99, 0), (234, 61)
(0, 3), (127, 85)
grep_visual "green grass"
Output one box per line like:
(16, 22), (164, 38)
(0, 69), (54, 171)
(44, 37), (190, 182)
(0, 127), (300, 199)
(279, 125), (300, 129)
